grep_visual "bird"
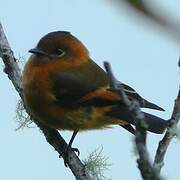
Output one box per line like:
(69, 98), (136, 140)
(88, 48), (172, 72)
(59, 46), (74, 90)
(22, 31), (167, 164)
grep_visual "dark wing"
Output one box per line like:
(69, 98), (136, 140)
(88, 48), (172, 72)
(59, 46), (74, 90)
(50, 59), (164, 111)
(119, 82), (165, 111)
(49, 59), (109, 106)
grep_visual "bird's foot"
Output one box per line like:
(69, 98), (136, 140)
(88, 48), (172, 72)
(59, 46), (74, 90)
(59, 146), (80, 167)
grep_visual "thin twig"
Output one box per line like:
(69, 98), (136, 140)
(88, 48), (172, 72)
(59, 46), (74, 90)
(104, 61), (162, 180)
(0, 22), (92, 180)
(154, 61), (180, 173)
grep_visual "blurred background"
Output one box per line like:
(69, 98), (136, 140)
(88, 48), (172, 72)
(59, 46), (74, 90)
(0, 0), (179, 179)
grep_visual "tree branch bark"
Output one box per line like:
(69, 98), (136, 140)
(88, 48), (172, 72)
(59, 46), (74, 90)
(0, 22), (92, 180)
(104, 62), (163, 180)
(154, 80), (180, 173)
(104, 60), (180, 179)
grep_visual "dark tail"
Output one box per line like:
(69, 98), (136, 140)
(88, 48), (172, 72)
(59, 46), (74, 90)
(106, 105), (167, 134)
(135, 112), (167, 134)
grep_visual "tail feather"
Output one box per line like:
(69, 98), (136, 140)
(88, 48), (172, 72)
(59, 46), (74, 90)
(120, 124), (135, 135)
(106, 105), (167, 134)
(140, 112), (167, 134)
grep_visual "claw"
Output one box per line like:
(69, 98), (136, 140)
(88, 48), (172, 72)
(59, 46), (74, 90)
(59, 146), (80, 167)
(59, 131), (79, 167)
(71, 147), (80, 156)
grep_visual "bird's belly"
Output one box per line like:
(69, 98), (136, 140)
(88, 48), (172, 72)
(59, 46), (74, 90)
(32, 104), (120, 131)
(23, 87), (124, 131)
(58, 107), (117, 130)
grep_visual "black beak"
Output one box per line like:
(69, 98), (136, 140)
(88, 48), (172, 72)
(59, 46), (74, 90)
(29, 48), (49, 57)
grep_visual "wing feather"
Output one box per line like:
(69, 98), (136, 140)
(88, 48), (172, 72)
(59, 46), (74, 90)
(50, 59), (164, 111)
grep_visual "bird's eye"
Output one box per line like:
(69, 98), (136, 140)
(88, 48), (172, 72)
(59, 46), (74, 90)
(56, 48), (65, 57)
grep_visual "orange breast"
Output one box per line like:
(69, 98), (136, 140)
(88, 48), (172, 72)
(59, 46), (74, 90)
(22, 59), (125, 131)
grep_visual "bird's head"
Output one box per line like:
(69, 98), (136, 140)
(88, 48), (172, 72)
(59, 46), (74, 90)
(28, 31), (89, 67)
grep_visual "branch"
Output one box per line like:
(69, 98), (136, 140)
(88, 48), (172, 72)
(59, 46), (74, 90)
(154, 61), (180, 173)
(104, 62), (163, 180)
(111, 0), (180, 44)
(0, 22), (92, 180)
(0, 23), (22, 94)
